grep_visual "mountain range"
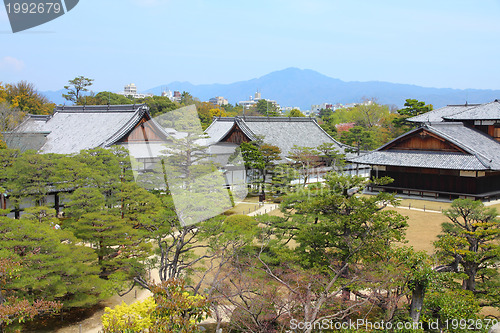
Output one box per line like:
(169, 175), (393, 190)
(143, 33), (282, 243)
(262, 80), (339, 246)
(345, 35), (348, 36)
(43, 68), (500, 110)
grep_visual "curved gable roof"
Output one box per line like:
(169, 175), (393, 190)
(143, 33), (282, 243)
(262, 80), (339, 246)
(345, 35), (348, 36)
(350, 122), (500, 170)
(205, 116), (346, 160)
(12, 104), (152, 154)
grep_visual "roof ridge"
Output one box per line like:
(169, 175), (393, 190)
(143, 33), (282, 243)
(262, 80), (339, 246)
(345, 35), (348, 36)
(55, 104), (146, 113)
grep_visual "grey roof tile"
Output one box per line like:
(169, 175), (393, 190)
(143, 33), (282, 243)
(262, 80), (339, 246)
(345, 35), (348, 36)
(350, 150), (486, 170)
(205, 116), (347, 159)
(11, 104), (149, 154)
(350, 122), (500, 170)
(408, 104), (479, 123)
(444, 100), (500, 121)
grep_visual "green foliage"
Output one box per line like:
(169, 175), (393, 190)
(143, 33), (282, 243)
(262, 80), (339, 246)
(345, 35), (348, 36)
(221, 214), (260, 243)
(340, 125), (377, 152)
(139, 95), (178, 117)
(65, 187), (105, 219)
(150, 279), (210, 332)
(0, 256), (62, 330)
(91, 91), (134, 105)
(422, 289), (484, 333)
(317, 100), (410, 149)
(270, 163), (298, 194)
(239, 142), (264, 170)
(319, 120), (338, 138)
(238, 141), (281, 192)
(62, 75), (94, 104)
(254, 174), (410, 326)
(347, 100), (390, 128)
(434, 199), (500, 305)
(0, 147), (155, 302)
(255, 99), (280, 116)
(64, 183), (156, 283)
(68, 212), (150, 280)
(180, 91), (197, 105)
(317, 108), (333, 119)
(288, 145), (321, 185)
(280, 173), (408, 268)
(0, 216), (104, 308)
(317, 142), (345, 169)
(6, 151), (56, 206)
(287, 108), (306, 117)
(393, 99), (433, 131)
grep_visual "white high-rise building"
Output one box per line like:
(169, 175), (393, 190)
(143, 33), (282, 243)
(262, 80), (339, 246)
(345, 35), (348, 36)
(118, 83), (153, 99)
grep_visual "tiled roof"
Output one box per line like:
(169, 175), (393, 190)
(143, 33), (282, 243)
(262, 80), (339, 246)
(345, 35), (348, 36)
(408, 104), (479, 123)
(205, 119), (235, 145)
(205, 116), (347, 160)
(350, 150), (486, 170)
(444, 100), (500, 121)
(349, 122), (500, 170)
(9, 104), (150, 154)
(54, 104), (144, 113)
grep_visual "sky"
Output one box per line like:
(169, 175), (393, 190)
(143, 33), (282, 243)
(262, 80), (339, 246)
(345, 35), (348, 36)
(1, 0), (500, 93)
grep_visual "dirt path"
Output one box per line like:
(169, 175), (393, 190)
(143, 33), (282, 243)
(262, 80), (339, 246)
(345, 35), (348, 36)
(54, 268), (158, 333)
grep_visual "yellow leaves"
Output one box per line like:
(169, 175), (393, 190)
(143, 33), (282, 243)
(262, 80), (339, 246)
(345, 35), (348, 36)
(0, 82), (7, 103)
(102, 297), (156, 332)
(102, 280), (210, 333)
(0, 133), (7, 149)
(209, 108), (227, 118)
(2, 81), (54, 115)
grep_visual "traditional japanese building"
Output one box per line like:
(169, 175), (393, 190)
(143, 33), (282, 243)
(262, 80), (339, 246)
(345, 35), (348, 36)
(204, 116), (367, 185)
(350, 100), (500, 200)
(205, 116), (348, 162)
(2, 104), (171, 216)
(5, 104), (169, 155)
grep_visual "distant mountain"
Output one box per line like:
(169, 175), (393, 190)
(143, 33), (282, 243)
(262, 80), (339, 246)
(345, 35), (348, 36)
(41, 89), (67, 106)
(146, 68), (500, 110)
(42, 68), (500, 110)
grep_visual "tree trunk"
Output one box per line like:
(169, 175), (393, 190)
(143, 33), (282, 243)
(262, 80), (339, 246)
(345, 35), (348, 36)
(409, 283), (425, 323)
(463, 267), (476, 291)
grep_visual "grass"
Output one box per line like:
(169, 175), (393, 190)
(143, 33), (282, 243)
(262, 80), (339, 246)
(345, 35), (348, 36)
(264, 197), (446, 253)
(389, 207), (447, 253)
(225, 202), (261, 215)
(223, 195), (263, 215)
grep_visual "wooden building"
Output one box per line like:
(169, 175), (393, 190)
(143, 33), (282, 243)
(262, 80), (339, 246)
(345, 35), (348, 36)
(2, 104), (170, 217)
(204, 116), (368, 186)
(205, 116), (348, 162)
(5, 104), (169, 154)
(350, 100), (500, 200)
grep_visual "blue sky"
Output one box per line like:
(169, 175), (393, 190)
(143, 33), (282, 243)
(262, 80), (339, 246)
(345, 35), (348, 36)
(1, 0), (500, 93)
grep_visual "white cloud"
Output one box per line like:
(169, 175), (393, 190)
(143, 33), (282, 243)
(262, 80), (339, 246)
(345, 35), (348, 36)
(0, 57), (25, 72)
